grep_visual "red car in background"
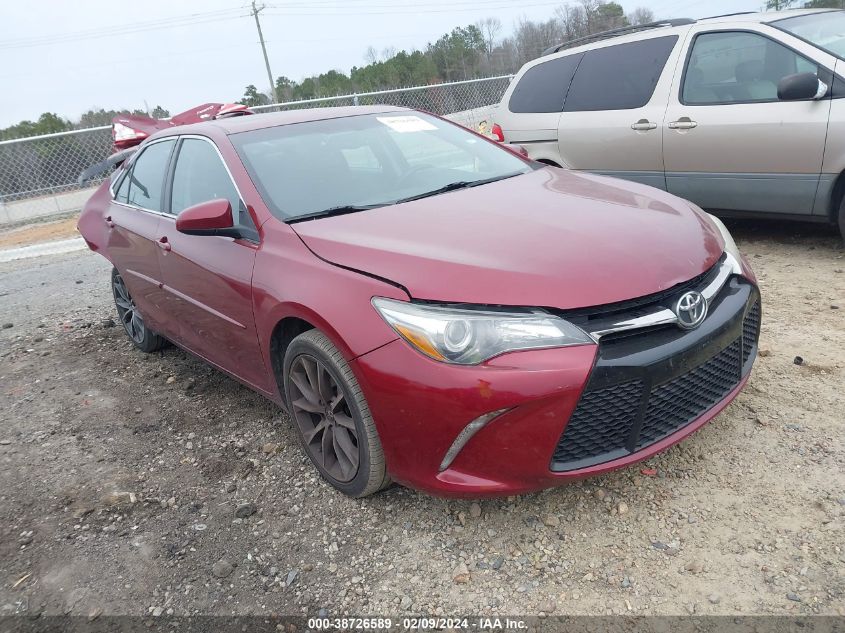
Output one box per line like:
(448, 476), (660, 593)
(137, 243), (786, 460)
(77, 106), (760, 498)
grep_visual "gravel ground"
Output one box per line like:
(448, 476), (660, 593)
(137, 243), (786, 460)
(0, 220), (843, 618)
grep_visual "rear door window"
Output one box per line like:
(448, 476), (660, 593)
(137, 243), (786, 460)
(509, 53), (583, 113)
(564, 36), (678, 111)
(114, 169), (131, 203)
(123, 139), (175, 212)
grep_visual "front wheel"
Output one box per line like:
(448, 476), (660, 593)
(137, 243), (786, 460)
(839, 194), (845, 245)
(111, 268), (166, 353)
(283, 329), (390, 497)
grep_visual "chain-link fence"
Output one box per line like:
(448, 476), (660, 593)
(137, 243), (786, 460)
(252, 74), (512, 130)
(0, 75), (512, 226)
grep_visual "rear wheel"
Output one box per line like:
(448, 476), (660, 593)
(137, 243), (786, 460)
(111, 268), (166, 353)
(283, 329), (390, 497)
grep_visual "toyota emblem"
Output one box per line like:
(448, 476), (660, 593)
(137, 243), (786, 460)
(675, 291), (707, 330)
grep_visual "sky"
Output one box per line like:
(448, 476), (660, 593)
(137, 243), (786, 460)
(0, 0), (764, 128)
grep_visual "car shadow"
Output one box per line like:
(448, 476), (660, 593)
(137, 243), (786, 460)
(722, 216), (842, 248)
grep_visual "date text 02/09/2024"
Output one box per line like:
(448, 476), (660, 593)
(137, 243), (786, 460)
(306, 617), (529, 630)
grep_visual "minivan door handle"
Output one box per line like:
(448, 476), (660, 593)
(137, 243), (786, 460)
(668, 117), (698, 130)
(631, 119), (657, 131)
(156, 236), (171, 252)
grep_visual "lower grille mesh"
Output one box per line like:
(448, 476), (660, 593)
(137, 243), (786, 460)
(636, 339), (740, 449)
(742, 300), (761, 364)
(551, 381), (642, 465)
(553, 298), (760, 471)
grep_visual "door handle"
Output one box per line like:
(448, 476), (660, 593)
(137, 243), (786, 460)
(157, 236), (171, 252)
(668, 117), (698, 130)
(104, 215), (115, 228)
(631, 119), (657, 131)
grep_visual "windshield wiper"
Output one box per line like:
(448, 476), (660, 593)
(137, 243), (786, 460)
(392, 171), (526, 204)
(285, 172), (526, 222)
(286, 203), (385, 223)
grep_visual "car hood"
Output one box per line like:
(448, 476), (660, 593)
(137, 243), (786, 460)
(290, 168), (724, 310)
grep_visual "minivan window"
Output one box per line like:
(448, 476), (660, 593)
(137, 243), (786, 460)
(683, 31), (819, 104)
(564, 36), (678, 111)
(773, 11), (845, 60)
(508, 53), (583, 113)
(124, 139), (175, 212)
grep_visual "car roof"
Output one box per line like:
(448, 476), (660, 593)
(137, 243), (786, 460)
(705, 8), (836, 24)
(535, 9), (839, 61)
(154, 105), (410, 139)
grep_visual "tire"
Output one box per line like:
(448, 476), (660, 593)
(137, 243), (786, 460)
(839, 194), (845, 245)
(283, 329), (391, 497)
(111, 267), (166, 353)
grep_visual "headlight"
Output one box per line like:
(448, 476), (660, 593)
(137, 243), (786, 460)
(372, 297), (593, 365)
(705, 212), (743, 270)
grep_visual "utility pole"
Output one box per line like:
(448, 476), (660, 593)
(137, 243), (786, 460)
(250, 1), (278, 104)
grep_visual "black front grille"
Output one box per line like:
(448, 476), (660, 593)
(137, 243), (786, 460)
(552, 338), (744, 468)
(551, 380), (642, 465)
(742, 300), (761, 364)
(636, 339), (741, 449)
(551, 282), (760, 472)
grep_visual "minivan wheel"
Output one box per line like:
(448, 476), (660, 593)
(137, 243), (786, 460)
(839, 195), (845, 244)
(111, 268), (166, 353)
(283, 329), (390, 497)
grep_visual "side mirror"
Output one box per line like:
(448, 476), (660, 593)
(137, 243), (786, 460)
(176, 199), (242, 238)
(505, 143), (530, 159)
(778, 72), (827, 101)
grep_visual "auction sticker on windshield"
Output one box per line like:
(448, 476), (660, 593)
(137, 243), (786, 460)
(377, 115), (438, 133)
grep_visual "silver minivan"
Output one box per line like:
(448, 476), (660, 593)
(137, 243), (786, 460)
(492, 10), (845, 240)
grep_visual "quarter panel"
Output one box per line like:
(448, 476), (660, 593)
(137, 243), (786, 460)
(76, 182), (114, 259)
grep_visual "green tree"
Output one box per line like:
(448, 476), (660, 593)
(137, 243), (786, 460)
(239, 84), (270, 107)
(294, 77), (318, 100)
(151, 105), (170, 119)
(275, 76), (296, 101)
(77, 108), (124, 128)
(428, 25), (486, 81)
(0, 112), (72, 141)
(317, 70), (354, 96)
(800, 0), (844, 6)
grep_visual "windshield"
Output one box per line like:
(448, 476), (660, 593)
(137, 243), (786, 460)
(773, 11), (845, 59)
(230, 111), (533, 221)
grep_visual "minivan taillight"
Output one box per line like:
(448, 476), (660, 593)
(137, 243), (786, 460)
(491, 123), (505, 142)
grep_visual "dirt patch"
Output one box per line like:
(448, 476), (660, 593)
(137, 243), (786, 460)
(0, 215), (80, 249)
(0, 222), (843, 618)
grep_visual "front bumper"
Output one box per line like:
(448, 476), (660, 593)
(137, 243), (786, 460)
(353, 275), (760, 498)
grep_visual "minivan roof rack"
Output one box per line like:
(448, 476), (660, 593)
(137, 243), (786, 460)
(702, 11), (756, 19)
(541, 18), (696, 57)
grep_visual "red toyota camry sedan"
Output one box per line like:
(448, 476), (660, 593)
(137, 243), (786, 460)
(77, 106), (761, 498)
